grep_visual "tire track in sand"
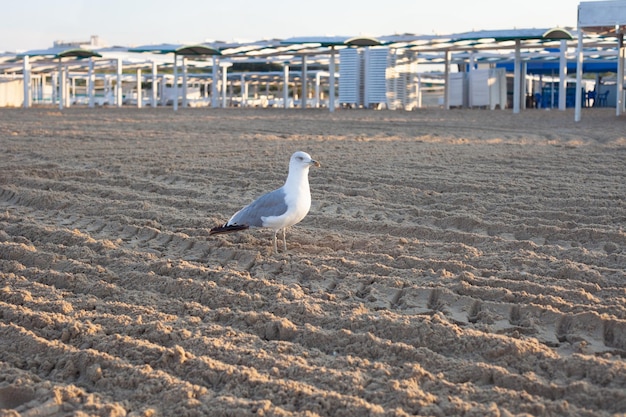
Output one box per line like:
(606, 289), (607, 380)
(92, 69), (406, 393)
(1, 108), (625, 416)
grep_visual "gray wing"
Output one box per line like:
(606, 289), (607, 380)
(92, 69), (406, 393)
(228, 188), (288, 227)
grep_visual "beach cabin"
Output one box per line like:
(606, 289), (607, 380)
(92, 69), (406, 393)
(386, 50), (419, 110)
(446, 69), (507, 109)
(0, 76), (23, 107)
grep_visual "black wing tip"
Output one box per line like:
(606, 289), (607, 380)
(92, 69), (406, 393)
(209, 224), (250, 235)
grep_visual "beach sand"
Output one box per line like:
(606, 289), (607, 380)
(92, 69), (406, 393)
(0, 107), (625, 416)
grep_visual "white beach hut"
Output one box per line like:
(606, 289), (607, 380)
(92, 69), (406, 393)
(338, 48), (360, 106)
(338, 46), (390, 108)
(282, 36), (382, 111)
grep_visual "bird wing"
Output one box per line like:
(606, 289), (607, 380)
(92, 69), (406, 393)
(228, 188), (288, 227)
(209, 223), (249, 235)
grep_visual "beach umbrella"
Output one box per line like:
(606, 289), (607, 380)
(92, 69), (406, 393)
(19, 47), (102, 109)
(129, 44), (221, 110)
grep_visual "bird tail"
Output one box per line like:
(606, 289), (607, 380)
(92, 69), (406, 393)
(209, 224), (249, 235)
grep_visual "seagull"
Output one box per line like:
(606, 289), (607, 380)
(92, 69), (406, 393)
(210, 151), (321, 253)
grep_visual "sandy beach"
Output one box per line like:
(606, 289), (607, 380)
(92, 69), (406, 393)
(0, 107), (625, 416)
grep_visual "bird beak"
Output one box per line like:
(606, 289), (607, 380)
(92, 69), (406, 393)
(310, 159), (321, 168)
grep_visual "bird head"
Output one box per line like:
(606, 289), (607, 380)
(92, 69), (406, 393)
(291, 151), (321, 169)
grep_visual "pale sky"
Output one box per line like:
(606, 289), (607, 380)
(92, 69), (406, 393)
(2, 0), (581, 52)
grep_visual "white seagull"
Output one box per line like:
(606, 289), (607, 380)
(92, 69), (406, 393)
(210, 151), (321, 253)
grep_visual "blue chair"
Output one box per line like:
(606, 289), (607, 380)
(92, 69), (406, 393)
(586, 91), (596, 107)
(597, 91), (609, 107)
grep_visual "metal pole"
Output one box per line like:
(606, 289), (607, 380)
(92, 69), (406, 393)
(173, 54), (178, 111)
(513, 40), (521, 114)
(574, 30), (584, 122)
(329, 46), (336, 112)
(182, 56), (188, 108)
(221, 63), (228, 108)
(88, 58), (95, 108)
(151, 61), (158, 107)
(315, 72), (321, 108)
(67, 67), (73, 108)
(22, 55), (31, 108)
(301, 55), (307, 109)
(444, 50), (451, 110)
(58, 58), (64, 110)
(241, 74), (246, 107)
(558, 39), (567, 111)
(136, 68), (142, 108)
(283, 63), (289, 109)
(116, 58), (123, 108)
(211, 56), (218, 108)
(617, 32), (624, 116)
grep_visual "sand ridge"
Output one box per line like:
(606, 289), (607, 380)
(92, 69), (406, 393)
(1, 107), (625, 416)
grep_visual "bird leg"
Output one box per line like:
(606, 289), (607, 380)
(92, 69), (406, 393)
(272, 231), (278, 254)
(270, 229), (287, 254)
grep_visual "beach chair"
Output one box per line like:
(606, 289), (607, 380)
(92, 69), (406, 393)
(597, 91), (609, 107)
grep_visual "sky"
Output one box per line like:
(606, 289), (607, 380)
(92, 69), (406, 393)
(1, 0), (581, 52)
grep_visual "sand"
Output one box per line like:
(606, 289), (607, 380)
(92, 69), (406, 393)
(0, 106), (625, 417)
